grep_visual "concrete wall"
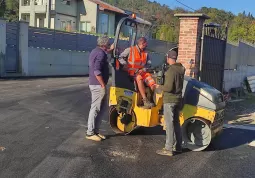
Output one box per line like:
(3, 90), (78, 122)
(223, 41), (255, 91)
(27, 47), (90, 76)
(225, 41), (255, 69)
(26, 47), (164, 77)
(224, 65), (255, 91)
(78, 0), (98, 33)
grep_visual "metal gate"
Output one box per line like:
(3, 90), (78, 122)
(5, 22), (19, 73)
(200, 23), (227, 92)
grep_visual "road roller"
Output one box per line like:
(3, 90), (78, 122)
(109, 14), (225, 151)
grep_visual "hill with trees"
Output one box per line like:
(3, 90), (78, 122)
(103, 0), (255, 43)
(1, 0), (255, 43)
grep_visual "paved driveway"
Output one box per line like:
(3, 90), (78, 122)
(0, 78), (254, 178)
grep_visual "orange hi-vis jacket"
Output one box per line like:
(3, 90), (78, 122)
(127, 46), (148, 76)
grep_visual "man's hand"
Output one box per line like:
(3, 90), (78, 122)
(106, 44), (114, 53)
(138, 68), (146, 75)
(110, 44), (114, 51)
(95, 75), (106, 89)
(155, 84), (160, 88)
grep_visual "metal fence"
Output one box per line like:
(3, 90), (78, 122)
(28, 27), (176, 53)
(200, 25), (227, 92)
(6, 22), (19, 72)
(28, 27), (129, 51)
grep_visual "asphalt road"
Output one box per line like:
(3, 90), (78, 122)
(0, 77), (255, 178)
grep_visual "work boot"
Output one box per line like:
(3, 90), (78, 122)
(156, 148), (174, 157)
(173, 147), (182, 153)
(86, 134), (102, 142)
(96, 133), (106, 140)
(142, 98), (155, 109)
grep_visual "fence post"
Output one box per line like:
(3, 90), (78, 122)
(0, 18), (6, 77)
(174, 14), (210, 79)
(19, 21), (29, 76)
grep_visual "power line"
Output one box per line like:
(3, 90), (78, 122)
(175, 0), (196, 12)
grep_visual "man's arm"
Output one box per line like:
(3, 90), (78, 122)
(160, 68), (174, 92)
(94, 52), (106, 88)
(145, 54), (152, 68)
(118, 47), (130, 65)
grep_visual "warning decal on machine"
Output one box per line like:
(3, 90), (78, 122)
(124, 90), (133, 97)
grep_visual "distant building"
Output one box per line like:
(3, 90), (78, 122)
(19, 0), (151, 38)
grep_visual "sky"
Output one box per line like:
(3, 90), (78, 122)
(154, 0), (255, 15)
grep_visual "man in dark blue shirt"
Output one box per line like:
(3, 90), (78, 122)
(86, 35), (114, 141)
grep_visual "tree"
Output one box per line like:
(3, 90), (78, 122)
(0, 0), (6, 17)
(1, 0), (19, 21)
(228, 12), (255, 42)
(103, 0), (255, 43)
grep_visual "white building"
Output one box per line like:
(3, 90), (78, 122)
(19, 0), (152, 37)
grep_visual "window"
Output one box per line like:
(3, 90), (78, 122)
(99, 13), (109, 34)
(38, 18), (44, 28)
(60, 21), (66, 30)
(80, 22), (91, 33)
(22, 0), (30, 6)
(62, 0), (71, 5)
(35, 0), (44, 5)
(21, 14), (30, 22)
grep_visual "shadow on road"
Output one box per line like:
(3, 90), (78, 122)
(106, 123), (255, 152)
(208, 127), (255, 151)
(105, 126), (165, 139)
(130, 126), (165, 136)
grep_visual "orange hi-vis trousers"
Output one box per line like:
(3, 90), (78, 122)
(135, 71), (156, 88)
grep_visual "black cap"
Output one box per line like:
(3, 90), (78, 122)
(167, 50), (177, 60)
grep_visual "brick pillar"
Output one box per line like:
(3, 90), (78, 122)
(174, 14), (210, 79)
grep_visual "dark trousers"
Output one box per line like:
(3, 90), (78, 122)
(163, 103), (182, 151)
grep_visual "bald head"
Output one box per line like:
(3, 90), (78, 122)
(137, 37), (148, 51)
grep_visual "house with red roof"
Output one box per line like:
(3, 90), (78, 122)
(19, 0), (151, 37)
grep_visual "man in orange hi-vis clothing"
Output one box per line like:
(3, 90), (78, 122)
(118, 37), (156, 108)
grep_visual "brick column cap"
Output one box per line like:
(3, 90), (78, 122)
(174, 13), (210, 20)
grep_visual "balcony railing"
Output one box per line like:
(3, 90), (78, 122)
(20, 1), (55, 12)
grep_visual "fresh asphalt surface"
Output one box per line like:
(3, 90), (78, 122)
(0, 77), (255, 178)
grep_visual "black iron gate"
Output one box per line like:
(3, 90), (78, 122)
(200, 23), (227, 92)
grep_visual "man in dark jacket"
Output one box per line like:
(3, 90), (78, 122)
(156, 50), (186, 156)
(86, 35), (114, 142)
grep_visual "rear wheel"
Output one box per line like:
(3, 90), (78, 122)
(109, 106), (137, 135)
(182, 118), (212, 151)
